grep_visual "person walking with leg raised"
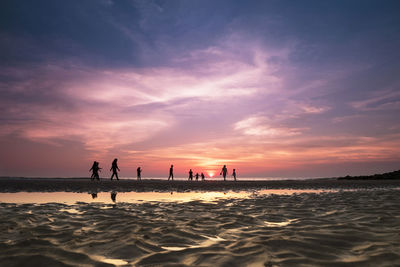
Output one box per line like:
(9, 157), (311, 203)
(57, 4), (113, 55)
(168, 165), (174, 181)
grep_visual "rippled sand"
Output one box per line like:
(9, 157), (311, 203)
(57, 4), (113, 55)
(1, 189), (400, 266)
(0, 189), (400, 266)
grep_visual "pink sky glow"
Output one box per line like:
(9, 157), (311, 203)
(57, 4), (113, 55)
(1, 16), (400, 178)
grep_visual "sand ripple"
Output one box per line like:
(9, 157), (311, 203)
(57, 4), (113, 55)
(1, 189), (400, 266)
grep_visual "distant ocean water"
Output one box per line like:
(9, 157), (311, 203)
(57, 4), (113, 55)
(2, 176), (326, 181)
(117, 176), (324, 181)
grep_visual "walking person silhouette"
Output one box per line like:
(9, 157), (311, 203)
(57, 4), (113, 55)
(168, 165), (174, 180)
(110, 158), (120, 180)
(220, 165), (228, 181)
(232, 168), (237, 181)
(201, 172), (205, 181)
(137, 167), (142, 181)
(188, 169), (193, 181)
(95, 162), (102, 180)
(195, 173), (199, 181)
(90, 161), (101, 180)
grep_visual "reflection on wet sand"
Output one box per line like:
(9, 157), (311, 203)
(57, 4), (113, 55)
(1, 189), (399, 266)
(0, 189), (336, 204)
(111, 191), (117, 202)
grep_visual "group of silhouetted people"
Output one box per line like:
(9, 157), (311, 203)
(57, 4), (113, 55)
(89, 158), (143, 181)
(188, 169), (206, 181)
(220, 165), (237, 181)
(89, 158), (122, 181)
(89, 160), (237, 181)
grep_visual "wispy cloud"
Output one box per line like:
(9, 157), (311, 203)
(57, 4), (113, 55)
(350, 89), (400, 111)
(0, 41), (286, 156)
(234, 116), (304, 137)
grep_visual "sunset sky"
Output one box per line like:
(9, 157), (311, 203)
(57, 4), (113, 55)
(1, 0), (400, 178)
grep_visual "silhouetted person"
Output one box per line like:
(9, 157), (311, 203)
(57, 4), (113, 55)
(188, 169), (193, 181)
(90, 161), (101, 180)
(96, 162), (102, 180)
(110, 158), (120, 180)
(232, 169), (237, 181)
(201, 172), (205, 181)
(91, 192), (97, 199)
(195, 173), (199, 181)
(90, 161), (97, 180)
(137, 167), (142, 181)
(168, 165), (174, 180)
(111, 191), (117, 202)
(220, 165), (227, 181)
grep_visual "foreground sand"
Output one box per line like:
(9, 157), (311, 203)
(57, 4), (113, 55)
(1, 178), (399, 266)
(1, 177), (400, 192)
(1, 188), (400, 266)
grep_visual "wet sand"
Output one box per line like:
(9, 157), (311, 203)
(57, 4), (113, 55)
(1, 177), (400, 192)
(1, 189), (400, 266)
(1, 178), (400, 266)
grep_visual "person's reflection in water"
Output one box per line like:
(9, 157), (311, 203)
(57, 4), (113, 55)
(111, 191), (117, 202)
(201, 172), (205, 181)
(110, 158), (120, 180)
(91, 192), (98, 199)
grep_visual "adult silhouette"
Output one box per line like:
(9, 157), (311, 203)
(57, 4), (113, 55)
(232, 169), (237, 181)
(220, 165), (227, 181)
(137, 167), (142, 181)
(168, 165), (174, 180)
(201, 172), (205, 181)
(188, 169), (193, 181)
(89, 161), (101, 180)
(89, 161), (97, 180)
(110, 158), (120, 180)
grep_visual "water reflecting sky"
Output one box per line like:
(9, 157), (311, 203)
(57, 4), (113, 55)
(0, 189), (337, 204)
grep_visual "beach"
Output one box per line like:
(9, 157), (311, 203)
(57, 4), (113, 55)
(1, 177), (400, 193)
(1, 178), (399, 266)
